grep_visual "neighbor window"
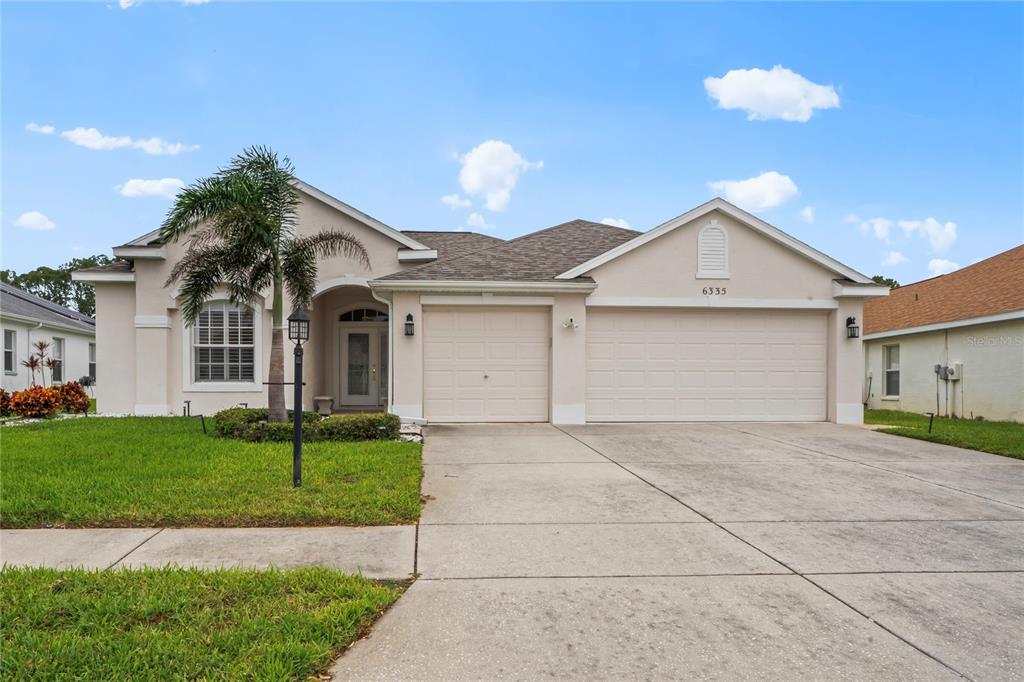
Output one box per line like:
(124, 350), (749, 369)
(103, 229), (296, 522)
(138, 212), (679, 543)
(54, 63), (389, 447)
(51, 337), (64, 383)
(3, 330), (15, 374)
(883, 345), (900, 397)
(88, 342), (96, 382)
(697, 220), (729, 278)
(193, 302), (255, 382)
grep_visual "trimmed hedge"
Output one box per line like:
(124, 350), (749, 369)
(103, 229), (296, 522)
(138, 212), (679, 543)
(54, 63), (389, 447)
(212, 407), (400, 442)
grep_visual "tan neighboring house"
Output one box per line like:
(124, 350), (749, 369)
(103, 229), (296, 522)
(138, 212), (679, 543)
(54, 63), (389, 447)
(1, 282), (97, 391)
(863, 245), (1024, 422)
(73, 181), (887, 424)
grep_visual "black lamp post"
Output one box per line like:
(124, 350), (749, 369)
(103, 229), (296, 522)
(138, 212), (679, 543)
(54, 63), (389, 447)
(287, 308), (310, 488)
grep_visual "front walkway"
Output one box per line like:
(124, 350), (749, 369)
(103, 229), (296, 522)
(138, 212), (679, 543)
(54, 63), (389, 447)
(332, 422), (1024, 681)
(0, 526), (414, 579)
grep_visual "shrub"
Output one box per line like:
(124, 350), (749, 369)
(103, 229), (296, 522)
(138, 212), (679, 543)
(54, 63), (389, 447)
(0, 389), (11, 417)
(10, 386), (61, 419)
(211, 407), (399, 442)
(318, 412), (401, 441)
(57, 381), (91, 414)
(212, 407), (323, 442)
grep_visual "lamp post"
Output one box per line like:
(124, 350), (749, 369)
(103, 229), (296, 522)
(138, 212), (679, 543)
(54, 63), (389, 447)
(287, 308), (310, 488)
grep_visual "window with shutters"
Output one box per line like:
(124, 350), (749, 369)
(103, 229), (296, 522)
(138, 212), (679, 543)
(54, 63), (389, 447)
(697, 221), (729, 279)
(193, 301), (255, 382)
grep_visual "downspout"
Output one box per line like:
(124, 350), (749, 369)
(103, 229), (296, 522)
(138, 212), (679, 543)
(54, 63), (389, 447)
(369, 286), (394, 416)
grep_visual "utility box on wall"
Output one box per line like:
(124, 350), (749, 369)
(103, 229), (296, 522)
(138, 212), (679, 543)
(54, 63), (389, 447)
(947, 362), (963, 382)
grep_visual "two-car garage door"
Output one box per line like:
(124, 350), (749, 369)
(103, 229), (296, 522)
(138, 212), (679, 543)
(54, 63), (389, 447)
(422, 306), (827, 423)
(586, 309), (827, 421)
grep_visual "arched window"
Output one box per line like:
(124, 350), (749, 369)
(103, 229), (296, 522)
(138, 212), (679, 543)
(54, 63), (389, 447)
(339, 308), (388, 322)
(697, 220), (729, 278)
(193, 301), (255, 382)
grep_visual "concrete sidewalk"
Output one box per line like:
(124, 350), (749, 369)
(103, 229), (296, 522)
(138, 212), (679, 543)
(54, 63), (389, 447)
(0, 525), (415, 579)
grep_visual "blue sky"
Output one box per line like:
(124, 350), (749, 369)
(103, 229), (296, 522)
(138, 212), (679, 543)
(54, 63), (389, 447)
(3, 2), (1022, 284)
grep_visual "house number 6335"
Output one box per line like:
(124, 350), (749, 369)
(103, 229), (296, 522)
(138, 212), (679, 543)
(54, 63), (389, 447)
(702, 286), (727, 295)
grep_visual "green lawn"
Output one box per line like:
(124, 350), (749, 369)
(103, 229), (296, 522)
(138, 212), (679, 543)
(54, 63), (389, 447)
(0, 566), (403, 681)
(865, 409), (1024, 460)
(1, 417), (422, 528)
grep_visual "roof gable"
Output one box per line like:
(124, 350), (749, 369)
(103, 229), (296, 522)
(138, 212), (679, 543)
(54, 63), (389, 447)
(556, 198), (872, 283)
(864, 244), (1024, 335)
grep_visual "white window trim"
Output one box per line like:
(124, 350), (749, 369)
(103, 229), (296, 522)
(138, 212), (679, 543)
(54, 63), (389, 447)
(51, 337), (65, 383)
(181, 299), (264, 393)
(88, 342), (96, 381)
(882, 344), (900, 399)
(696, 220), (730, 280)
(3, 329), (16, 375)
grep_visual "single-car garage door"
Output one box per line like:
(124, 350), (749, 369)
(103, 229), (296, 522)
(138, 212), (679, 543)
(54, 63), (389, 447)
(586, 309), (827, 421)
(423, 306), (549, 422)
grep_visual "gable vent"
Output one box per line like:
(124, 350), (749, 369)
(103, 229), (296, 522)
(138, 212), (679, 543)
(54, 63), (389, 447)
(697, 221), (729, 278)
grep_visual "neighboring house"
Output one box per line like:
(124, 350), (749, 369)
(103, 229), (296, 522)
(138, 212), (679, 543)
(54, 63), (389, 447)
(1, 282), (97, 391)
(863, 245), (1024, 422)
(73, 180), (887, 424)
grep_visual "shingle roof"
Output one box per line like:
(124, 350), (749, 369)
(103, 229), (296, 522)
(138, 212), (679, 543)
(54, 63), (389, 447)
(401, 231), (505, 261)
(0, 282), (96, 333)
(75, 260), (134, 274)
(864, 244), (1024, 335)
(379, 220), (641, 282)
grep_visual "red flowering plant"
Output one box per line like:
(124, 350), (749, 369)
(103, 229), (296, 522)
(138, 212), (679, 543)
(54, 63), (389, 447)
(10, 385), (61, 419)
(57, 381), (91, 414)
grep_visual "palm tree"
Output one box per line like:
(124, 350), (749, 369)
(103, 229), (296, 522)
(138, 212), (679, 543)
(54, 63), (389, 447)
(160, 146), (369, 422)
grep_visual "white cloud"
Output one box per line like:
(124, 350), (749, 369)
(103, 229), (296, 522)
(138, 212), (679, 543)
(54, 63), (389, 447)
(465, 212), (494, 231)
(15, 211), (56, 231)
(25, 122), (55, 135)
(119, 0), (138, 9)
(858, 218), (894, 243)
(898, 218), (957, 253)
(601, 217), (631, 229)
(708, 171), (799, 211)
(799, 206), (815, 223)
(457, 140), (542, 212)
(928, 258), (960, 276)
(117, 177), (185, 199)
(882, 250), (909, 266)
(182, 0), (210, 4)
(61, 126), (198, 155)
(703, 65), (840, 122)
(440, 193), (471, 209)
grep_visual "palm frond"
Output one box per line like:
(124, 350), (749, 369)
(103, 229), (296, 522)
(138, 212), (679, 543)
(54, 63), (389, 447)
(281, 231), (370, 310)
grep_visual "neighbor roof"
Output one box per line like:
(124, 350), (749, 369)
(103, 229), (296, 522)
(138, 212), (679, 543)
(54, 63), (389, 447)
(0, 282), (96, 333)
(378, 220), (641, 283)
(75, 260), (134, 274)
(864, 244), (1024, 335)
(401, 231), (505, 261)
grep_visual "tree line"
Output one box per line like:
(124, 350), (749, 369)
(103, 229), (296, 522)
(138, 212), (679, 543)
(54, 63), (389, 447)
(1, 255), (112, 317)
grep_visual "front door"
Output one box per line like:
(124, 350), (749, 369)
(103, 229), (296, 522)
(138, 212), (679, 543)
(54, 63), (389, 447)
(340, 327), (387, 407)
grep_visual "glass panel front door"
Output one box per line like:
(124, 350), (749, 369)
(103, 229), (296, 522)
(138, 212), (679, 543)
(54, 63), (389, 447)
(340, 327), (386, 407)
(347, 333), (370, 396)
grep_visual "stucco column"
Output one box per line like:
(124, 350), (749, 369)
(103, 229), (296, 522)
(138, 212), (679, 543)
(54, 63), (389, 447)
(134, 321), (170, 415)
(828, 298), (865, 424)
(550, 294), (588, 424)
(390, 291), (423, 421)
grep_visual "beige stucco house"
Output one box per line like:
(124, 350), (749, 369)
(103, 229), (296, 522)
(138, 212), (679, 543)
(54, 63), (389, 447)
(864, 245), (1023, 422)
(74, 181), (888, 423)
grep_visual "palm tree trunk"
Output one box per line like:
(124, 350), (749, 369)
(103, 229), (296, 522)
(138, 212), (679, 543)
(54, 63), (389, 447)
(267, 273), (287, 423)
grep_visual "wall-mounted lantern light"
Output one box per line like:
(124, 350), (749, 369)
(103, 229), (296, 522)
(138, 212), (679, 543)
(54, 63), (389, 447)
(846, 316), (860, 339)
(562, 317), (579, 330)
(404, 313), (415, 336)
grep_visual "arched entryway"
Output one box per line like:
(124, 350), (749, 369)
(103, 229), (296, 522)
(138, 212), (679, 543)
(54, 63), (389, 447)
(335, 306), (388, 408)
(310, 281), (389, 412)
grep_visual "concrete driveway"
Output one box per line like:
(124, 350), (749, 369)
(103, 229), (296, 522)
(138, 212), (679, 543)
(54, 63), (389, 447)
(333, 422), (1024, 681)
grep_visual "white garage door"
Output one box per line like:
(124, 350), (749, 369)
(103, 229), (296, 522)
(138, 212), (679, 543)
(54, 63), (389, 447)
(423, 306), (549, 422)
(587, 309), (827, 421)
